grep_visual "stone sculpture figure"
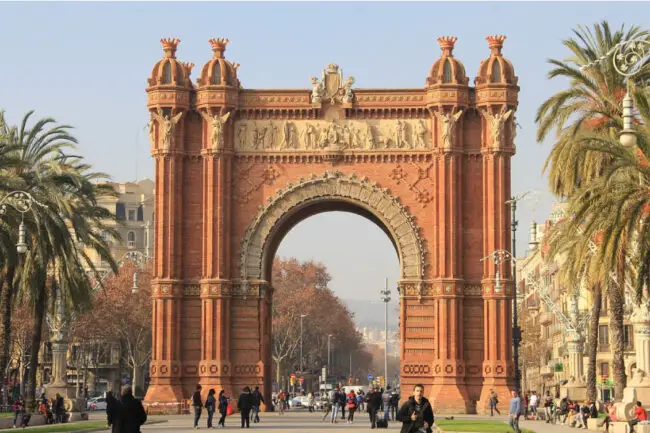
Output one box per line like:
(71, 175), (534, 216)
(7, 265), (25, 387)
(341, 124), (352, 148)
(152, 109), (183, 150)
(414, 119), (428, 148)
(237, 123), (247, 150)
(483, 108), (513, 148)
(280, 121), (297, 149)
(266, 121), (278, 149)
(200, 111), (231, 151)
(395, 120), (409, 148)
(255, 123), (267, 150)
(326, 122), (340, 149)
(342, 77), (355, 104)
(436, 110), (463, 148)
(304, 123), (318, 149)
(363, 123), (376, 149)
(310, 77), (324, 103)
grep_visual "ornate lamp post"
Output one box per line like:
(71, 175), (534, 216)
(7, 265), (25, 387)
(0, 191), (47, 254)
(299, 314), (308, 374)
(482, 249), (519, 390)
(380, 278), (391, 389)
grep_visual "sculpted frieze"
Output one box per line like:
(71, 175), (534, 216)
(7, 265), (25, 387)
(233, 119), (430, 152)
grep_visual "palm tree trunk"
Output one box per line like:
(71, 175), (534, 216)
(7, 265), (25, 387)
(608, 284), (627, 400)
(27, 281), (46, 409)
(586, 285), (602, 402)
(0, 265), (16, 405)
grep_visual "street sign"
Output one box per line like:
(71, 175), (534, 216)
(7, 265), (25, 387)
(368, 374), (373, 380)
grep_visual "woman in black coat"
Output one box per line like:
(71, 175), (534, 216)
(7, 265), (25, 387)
(105, 391), (121, 433)
(396, 384), (434, 433)
(217, 390), (229, 428)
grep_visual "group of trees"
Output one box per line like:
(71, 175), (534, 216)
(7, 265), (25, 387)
(0, 110), (119, 406)
(271, 257), (373, 388)
(536, 21), (650, 401)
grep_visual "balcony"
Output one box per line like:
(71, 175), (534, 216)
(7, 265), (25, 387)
(599, 344), (611, 353)
(539, 312), (554, 326)
(540, 366), (554, 378)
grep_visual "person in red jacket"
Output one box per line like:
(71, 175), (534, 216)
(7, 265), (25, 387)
(629, 401), (647, 433)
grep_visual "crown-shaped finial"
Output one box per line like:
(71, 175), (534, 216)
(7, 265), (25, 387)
(209, 38), (230, 58)
(486, 35), (507, 55)
(160, 38), (181, 58)
(182, 62), (195, 77)
(437, 36), (458, 56)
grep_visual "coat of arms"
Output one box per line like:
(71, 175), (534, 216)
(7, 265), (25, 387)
(310, 63), (355, 104)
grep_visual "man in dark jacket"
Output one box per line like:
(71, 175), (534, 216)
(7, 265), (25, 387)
(117, 386), (147, 433)
(251, 386), (264, 423)
(367, 387), (384, 429)
(238, 386), (256, 428)
(396, 384), (434, 433)
(106, 391), (121, 433)
(192, 384), (203, 429)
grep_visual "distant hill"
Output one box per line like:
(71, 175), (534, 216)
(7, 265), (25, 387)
(343, 298), (399, 329)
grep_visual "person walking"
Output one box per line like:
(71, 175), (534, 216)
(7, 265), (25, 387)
(205, 389), (216, 429)
(389, 391), (399, 421)
(339, 388), (347, 421)
(217, 390), (229, 428)
(543, 391), (553, 423)
(489, 389), (500, 416)
(508, 390), (522, 433)
(251, 386), (264, 423)
(117, 386), (147, 433)
(346, 389), (357, 423)
(396, 384), (435, 433)
(328, 386), (340, 423)
(382, 386), (392, 421)
(106, 391), (121, 433)
(356, 390), (365, 412)
(528, 391), (539, 420)
(238, 386), (255, 428)
(277, 390), (286, 415)
(367, 387), (383, 429)
(307, 391), (315, 413)
(192, 384), (203, 429)
(12, 395), (25, 428)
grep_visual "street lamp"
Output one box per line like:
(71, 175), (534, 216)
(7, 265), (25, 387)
(132, 271), (140, 294)
(380, 278), (391, 389)
(0, 191), (46, 254)
(327, 334), (333, 387)
(481, 249), (519, 390)
(299, 314), (308, 374)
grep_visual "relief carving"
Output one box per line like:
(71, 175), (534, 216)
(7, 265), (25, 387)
(389, 163), (434, 207)
(240, 171), (427, 281)
(233, 118), (428, 152)
(310, 63), (354, 104)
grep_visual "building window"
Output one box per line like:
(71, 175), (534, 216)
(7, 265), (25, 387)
(491, 61), (502, 83)
(212, 62), (222, 85)
(442, 59), (452, 83)
(127, 231), (136, 249)
(598, 325), (609, 351)
(128, 209), (136, 221)
(600, 362), (610, 377)
(624, 325), (634, 350)
(162, 62), (172, 84)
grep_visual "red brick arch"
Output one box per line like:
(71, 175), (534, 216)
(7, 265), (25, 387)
(143, 36), (519, 414)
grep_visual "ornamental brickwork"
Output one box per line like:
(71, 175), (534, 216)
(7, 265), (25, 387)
(144, 35), (519, 414)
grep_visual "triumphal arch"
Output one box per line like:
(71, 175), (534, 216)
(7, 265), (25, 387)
(143, 35), (519, 413)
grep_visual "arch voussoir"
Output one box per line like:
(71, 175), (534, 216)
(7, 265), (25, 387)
(239, 171), (427, 281)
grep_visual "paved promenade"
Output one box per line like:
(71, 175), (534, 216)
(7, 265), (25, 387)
(133, 411), (582, 433)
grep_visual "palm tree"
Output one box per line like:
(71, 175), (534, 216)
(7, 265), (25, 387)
(0, 111), (118, 406)
(536, 21), (649, 197)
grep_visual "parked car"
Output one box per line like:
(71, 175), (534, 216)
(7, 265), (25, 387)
(87, 397), (107, 411)
(291, 396), (310, 409)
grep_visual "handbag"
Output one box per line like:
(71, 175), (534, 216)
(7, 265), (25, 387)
(226, 402), (234, 416)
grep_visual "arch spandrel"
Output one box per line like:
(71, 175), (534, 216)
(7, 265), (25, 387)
(239, 171), (427, 282)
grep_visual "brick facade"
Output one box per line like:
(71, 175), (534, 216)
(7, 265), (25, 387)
(143, 35), (519, 414)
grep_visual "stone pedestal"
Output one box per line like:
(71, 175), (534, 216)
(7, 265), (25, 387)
(560, 330), (587, 401)
(623, 303), (650, 407)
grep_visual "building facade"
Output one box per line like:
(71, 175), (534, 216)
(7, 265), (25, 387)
(517, 203), (637, 401)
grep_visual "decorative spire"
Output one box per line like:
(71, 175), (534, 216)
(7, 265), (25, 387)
(486, 35), (506, 55)
(209, 38), (230, 59)
(160, 38), (181, 58)
(182, 62), (195, 78)
(437, 36), (458, 56)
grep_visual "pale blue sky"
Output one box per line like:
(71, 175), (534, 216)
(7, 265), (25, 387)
(1, 2), (645, 305)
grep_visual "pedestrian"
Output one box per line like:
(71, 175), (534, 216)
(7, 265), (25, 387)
(238, 386), (255, 428)
(528, 391), (538, 420)
(106, 390), (121, 433)
(389, 391), (400, 421)
(12, 395), (25, 428)
(366, 387), (383, 429)
(382, 386), (392, 421)
(217, 390), (229, 428)
(508, 390), (522, 433)
(629, 401), (647, 433)
(339, 387), (347, 420)
(277, 390), (286, 415)
(251, 386), (264, 423)
(489, 389), (500, 416)
(356, 390), (365, 412)
(192, 384), (203, 429)
(307, 391), (315, 413)
(117, 385), (147, 433)
(205, 388), (216, 429)
(543, 391), (553, 423)
(54, 393), (66, 423)
(329, 386), (340, 423)
(396, 384), (434, 433)
(346, 388), (357, 423)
